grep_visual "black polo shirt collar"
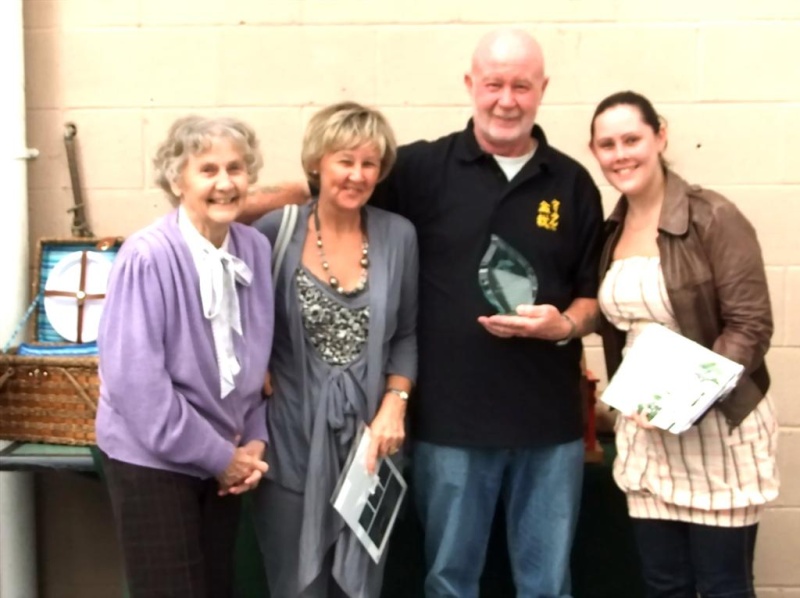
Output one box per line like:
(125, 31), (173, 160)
(455, 119), (552, 169)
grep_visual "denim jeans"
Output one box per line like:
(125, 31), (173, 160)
(631, 518), (758, 598)
(412, 439), (584, 598)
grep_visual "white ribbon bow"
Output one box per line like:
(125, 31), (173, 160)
(197, 247), (253, 398)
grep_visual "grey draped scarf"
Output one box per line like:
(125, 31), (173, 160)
(298, 359), (376, 597)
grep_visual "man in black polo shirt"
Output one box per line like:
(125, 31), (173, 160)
(373, 29), (602, 598)
(243, 28), (602, 598)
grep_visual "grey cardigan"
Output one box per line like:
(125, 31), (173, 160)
(254, 202), (418, 597)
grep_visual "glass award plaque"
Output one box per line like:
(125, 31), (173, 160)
(478, 235), (538, 314)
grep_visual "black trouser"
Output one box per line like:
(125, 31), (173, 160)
(101, 453), (241, 598)
(632, 518), (758, 598)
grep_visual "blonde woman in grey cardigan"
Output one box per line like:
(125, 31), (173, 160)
(252, 102), (418, 598)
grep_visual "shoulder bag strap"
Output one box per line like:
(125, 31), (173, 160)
(272, 203), (299, 280)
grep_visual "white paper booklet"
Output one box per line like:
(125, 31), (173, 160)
(601, 324), (745, 434)
(331, 426), (407, 563)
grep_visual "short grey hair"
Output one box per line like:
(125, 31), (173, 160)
(153, 115), (263, 202)
(301, 102), (397, 188)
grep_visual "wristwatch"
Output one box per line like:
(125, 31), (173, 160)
(386, 388), (409, 401)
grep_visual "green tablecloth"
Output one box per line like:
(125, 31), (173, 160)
(0, 441), (95, 471)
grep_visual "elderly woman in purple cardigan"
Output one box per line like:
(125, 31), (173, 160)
(95, 116), (274, 598)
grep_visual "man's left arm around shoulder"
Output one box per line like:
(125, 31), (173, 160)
(238, 181), (311, 224)
(477, 297), (598, 343)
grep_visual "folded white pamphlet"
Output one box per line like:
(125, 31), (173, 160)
(331, 425), (407, 563)
(601, 324), (744, 434)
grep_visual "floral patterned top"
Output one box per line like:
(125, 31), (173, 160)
(296, 268), (369, 366)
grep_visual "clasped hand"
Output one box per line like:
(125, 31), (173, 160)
(217, 439), (268, 496)
(478, 304), (568, 340)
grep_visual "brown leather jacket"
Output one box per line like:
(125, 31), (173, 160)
(598, 171), (772, 429)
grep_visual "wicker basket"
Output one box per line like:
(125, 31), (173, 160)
(0, 351), (98, 445)
(0, 237), (121, 446)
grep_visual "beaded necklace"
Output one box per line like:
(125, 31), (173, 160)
(311, 201), (369, 296)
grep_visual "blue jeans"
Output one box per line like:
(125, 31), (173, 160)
(412, 439), (584, 598)
(631, 519), (758, 598)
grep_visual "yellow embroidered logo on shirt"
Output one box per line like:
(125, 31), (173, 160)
(536, 199), (560, 231)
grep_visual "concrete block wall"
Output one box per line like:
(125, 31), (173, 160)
(22, 1), (799, 595)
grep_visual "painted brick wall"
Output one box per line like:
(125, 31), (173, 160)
(23, 1), (800, 596)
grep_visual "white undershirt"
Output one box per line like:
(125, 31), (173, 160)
(493, 147), (536, 181)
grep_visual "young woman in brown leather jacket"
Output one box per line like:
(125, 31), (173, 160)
(590, 91), (779, 598)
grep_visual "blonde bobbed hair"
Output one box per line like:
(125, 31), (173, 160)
(301, 102), (397, 187)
